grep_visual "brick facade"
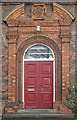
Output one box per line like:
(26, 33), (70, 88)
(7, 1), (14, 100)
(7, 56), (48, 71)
(2, 2), (76, 114)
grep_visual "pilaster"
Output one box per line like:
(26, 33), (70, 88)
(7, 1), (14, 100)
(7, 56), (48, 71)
(7, 34), (18, 102)
(60, 24), (71, 103)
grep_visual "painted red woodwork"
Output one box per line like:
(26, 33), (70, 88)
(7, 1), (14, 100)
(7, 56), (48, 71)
(24, 61), (53, 109)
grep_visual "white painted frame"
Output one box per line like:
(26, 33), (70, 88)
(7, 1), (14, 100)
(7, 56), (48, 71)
(22, 43), (55, 108)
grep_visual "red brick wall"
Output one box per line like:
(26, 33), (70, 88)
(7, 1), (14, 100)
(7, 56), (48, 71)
(2, 3), (76, 113)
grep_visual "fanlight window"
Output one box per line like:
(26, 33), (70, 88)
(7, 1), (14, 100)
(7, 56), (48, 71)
(24, 44), (54, 61)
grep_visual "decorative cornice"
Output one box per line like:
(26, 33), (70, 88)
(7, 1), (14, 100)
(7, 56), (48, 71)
(6, 20), (60, 27)
(18, 31), (60, 35)
(19, 20), (59, 27)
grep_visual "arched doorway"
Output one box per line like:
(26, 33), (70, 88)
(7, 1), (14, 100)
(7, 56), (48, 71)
(23, 43), (55, 109)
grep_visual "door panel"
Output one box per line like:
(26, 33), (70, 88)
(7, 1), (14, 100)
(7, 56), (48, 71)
(24, 62), (38, 108)
(42, 64), (51, 74)
(27, 64), (36, 74)
(27, 77), (36, 87)
(24, 61), (53, 109)
(39, 62), (53, 108)
(41, 77), (51, 86)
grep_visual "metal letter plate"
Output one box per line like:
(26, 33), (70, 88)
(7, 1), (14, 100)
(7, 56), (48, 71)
(28, 88), (34, 91)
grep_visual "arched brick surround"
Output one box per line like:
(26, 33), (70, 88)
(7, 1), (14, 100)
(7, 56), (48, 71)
(17, 35), (62, 104)
(4, 3), (75, 113)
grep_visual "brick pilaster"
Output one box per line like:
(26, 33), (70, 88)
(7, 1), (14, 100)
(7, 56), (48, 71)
(61, 39), (70, 103)
(7, 35), (18, 102)
(60, 26), (71, 103)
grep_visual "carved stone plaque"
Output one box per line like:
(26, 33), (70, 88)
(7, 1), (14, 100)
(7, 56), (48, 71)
(31, 4), (47, 20)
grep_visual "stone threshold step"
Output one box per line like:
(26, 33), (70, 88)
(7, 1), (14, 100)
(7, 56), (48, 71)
(2, 113), (74, 119)
(18, 109), (59, 114)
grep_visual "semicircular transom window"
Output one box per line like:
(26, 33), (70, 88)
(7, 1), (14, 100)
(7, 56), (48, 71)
(24, 44), (55, 61)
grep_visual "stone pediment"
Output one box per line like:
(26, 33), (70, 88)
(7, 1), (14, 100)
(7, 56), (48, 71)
(4, 3), (75, 26)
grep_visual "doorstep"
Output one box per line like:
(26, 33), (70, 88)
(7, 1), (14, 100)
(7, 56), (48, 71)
(2, 113), (74, 120)
(18, 108), (59, 114)
(2, 109), (74, 120)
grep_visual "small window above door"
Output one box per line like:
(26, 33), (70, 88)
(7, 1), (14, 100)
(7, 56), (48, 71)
(24, 44), (55, 61)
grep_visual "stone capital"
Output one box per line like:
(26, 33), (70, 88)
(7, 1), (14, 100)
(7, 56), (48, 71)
(60, 34), (71, 39)
(60, 27), (71, 38)
(7, 34), (18, 38)
(59, 20), (72, 26)
(61, 38), (70, 43)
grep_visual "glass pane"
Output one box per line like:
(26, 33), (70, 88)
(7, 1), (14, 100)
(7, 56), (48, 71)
(24, 44), (54, 59)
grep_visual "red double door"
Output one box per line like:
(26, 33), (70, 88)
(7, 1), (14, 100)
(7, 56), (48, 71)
(24, 61), (53, 109)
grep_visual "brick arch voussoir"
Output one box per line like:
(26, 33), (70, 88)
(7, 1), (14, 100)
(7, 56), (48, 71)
(17, 35), (62, 103)
(17, 35), (61, 56)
